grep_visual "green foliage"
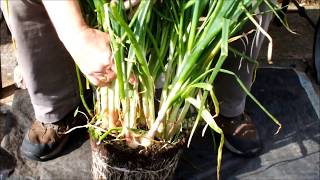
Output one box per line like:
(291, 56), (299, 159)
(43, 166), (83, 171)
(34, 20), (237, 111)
(77, 0), (283, 178)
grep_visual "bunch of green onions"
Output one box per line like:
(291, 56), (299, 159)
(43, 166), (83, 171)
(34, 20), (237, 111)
(78, 0), (282, 177)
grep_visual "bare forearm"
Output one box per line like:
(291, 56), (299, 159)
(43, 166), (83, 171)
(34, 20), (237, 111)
(41, 0), (144, 86)
(42, 0), (115, 87)
(42, 0), (87, 44)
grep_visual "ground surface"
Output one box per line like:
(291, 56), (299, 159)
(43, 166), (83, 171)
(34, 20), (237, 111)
(175, 68), (320, 180)
(1, 3), (320, 180)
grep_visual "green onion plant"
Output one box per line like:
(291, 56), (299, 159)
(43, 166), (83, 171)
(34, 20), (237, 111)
(78, 0), (284, 177)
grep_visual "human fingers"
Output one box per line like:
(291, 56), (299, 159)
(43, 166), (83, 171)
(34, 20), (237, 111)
(87, 72), (116, 87)
(128, 73), (138, 86)
(124, 0), (140, 10)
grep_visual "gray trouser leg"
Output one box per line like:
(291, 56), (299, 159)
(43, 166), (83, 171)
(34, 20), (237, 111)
(215, 3), (274, 117)
(1, 0), (80, 123)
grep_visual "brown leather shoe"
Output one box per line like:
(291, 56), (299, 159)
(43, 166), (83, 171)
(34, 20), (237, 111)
(216, 113), (262, 157)
(21, 112), (86, 161)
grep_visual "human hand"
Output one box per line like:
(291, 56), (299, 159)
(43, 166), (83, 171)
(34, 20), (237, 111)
(65, 27), (116, 87)
(123, 0), (140, 10)
(65, 0), (141, 86)
(109, 0), (140, 10)
(42, 0), (116, 87)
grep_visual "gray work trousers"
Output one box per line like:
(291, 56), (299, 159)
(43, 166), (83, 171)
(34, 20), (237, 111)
(1, 0), (273, 122)
(215, 3), (274, 117)
(1, 0), (80, 123)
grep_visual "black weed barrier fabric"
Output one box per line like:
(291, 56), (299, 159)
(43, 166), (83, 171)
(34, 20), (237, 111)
(174, 68), (320, 180)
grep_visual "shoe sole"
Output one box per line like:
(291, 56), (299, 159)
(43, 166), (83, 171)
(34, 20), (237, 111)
(21, 135), (69, 161)
(224, 138), (262, 158)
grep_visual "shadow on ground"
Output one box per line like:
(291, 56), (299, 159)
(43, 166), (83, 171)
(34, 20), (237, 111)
(0, 103), (16, 178)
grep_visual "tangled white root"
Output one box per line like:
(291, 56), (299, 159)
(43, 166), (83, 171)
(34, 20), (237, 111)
(91, 150), (182, 180)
